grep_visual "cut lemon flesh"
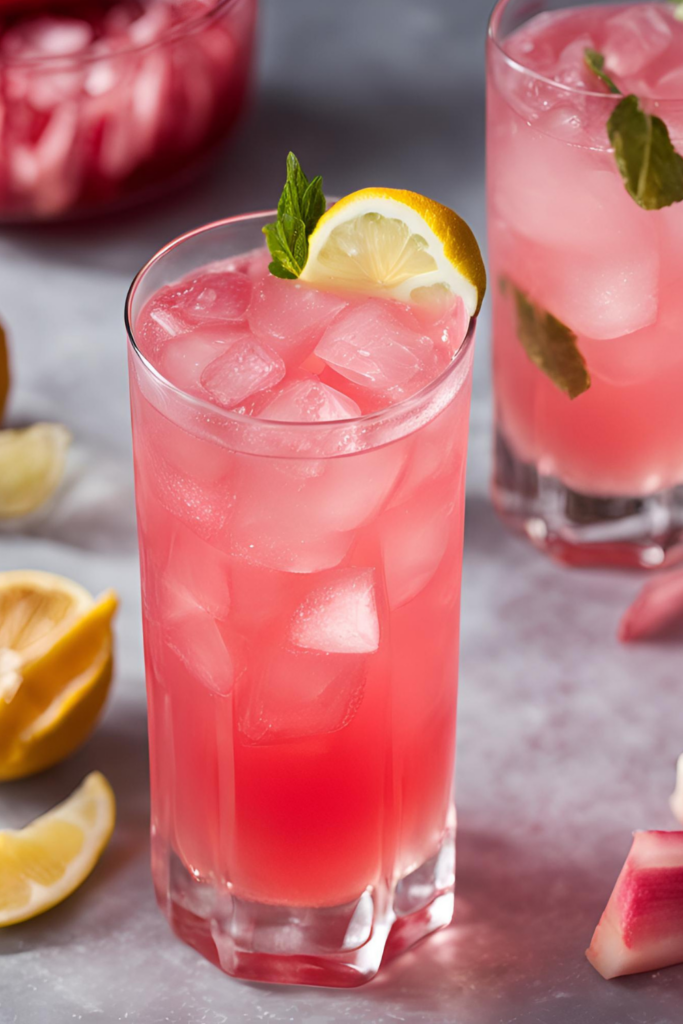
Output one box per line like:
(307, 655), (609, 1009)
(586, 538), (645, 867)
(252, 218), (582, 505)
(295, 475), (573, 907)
(0, 423), (71, 519)
(0, 571), (117, 781)
(301, 188), (487, 316)
(0, 569), (91, 659)
(0, 771), (115, 926)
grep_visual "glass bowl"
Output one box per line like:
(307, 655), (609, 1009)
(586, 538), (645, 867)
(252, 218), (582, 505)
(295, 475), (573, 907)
(0, 0), (257, 220)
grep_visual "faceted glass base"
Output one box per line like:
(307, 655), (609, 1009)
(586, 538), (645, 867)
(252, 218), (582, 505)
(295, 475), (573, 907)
(152, 823), (456, 988)
(493, 432), (683, 570)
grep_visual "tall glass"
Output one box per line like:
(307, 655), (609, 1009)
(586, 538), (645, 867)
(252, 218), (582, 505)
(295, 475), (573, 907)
(126, 213), (476, 987)
(488, 0), (683, 569)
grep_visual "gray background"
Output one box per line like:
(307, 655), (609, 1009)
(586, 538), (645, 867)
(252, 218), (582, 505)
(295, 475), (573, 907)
(1, 1), (682, 1021)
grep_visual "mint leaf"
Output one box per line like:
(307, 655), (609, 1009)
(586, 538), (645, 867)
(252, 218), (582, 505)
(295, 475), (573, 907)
(584, 49), (620, 95)
(584, 48), (683, 211)
(263, 153), (326, 279)
(608, 95), (683, 210)
(504, 279), (591, 400)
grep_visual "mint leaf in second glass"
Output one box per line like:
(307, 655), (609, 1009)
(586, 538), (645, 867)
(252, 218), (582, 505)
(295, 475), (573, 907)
(584, 49), (620, 94)
(584, 47), (683, 211)
(608, 95), (683, 211)
(504, 279), (591, 400)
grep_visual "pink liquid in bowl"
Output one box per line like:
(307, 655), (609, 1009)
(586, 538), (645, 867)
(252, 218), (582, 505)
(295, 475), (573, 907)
(0, 0), (257, 220)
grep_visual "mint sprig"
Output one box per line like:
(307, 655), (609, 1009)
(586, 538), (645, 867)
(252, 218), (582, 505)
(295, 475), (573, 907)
(502, 278), (591, 400)
(584, 49), (620, 95)
(584, 48), (683, 210)
(262, 153), (326, 279)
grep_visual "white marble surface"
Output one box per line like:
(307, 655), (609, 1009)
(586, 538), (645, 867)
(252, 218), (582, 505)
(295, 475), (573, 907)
(1, 1), (682, 1021)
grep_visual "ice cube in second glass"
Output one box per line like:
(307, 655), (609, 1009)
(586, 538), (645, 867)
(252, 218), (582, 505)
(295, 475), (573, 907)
(603, 7), (672, 77)
(201, 334), (286, 408)
(315, 299), (433, 389)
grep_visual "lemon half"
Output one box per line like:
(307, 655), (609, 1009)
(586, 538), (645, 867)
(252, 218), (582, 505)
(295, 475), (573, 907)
(0, 771), (115, 926)
(301, 188), (487, 316)
(0, 571), (117, 781)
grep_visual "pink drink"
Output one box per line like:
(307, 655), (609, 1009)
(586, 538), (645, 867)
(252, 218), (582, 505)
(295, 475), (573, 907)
(0, 0), (256, 219)
(488, 1), (683, 567)
(126, 213), (475, 986)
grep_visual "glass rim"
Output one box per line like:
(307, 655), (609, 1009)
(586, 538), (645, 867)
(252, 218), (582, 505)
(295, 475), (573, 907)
(125, 209), (477, 440)
(0, 0), (243, 70)
(488, 0), (683, 104)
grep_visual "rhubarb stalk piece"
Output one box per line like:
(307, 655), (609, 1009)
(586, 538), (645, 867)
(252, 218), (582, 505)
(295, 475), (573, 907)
(586, 831), (683, 979)
(619, 567), (683, 642)
(671, 756), (683, 826)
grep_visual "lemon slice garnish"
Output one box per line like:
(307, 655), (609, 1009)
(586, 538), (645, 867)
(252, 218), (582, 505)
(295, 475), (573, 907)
(300, 188), (487, 316)
(0, 423), (71, 519)
(0, 571), (117, 781)
(0, 771), (115, 926)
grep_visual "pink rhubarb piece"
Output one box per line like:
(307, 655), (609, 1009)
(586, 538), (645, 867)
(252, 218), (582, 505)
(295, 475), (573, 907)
(586, 831), (683, 979)
(619, 567), (683, 642)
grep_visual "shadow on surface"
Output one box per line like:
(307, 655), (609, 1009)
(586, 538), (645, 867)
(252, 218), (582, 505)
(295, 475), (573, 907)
(364, 827), (606, 1015)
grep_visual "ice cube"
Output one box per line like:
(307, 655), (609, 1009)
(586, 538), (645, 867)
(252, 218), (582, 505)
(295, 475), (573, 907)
(492, 129), (613, 250)
(133, 391), (235, 543)
(388, 401), (465, 508)
(143, 524), (236, 695)
(555, 35), (598, 90)
(157, 332), (228, 395)
(9, 103), (80, 216)
(248, 275), (348, 369)
(168, 271), (252, 327)
(129, 50), (170, 161)
(3, 17), (93, 60)
(201, 335), (286, 409)
(290, 569), (380, 654)
(649, 66), (683, 101)
(380, 499), (454, 608)
(260, 376), (361, 422)
(224, 441), (405, 572)
(493, 141), (661, 340)
(535, 241), (659, 341)
(128, 3), (172, 46)
(315, 299), (433, 389)
(237, 646), (366, 744)
(604, 8), (672, 78)
(158, 520), (232, 620)
(167, 604), (238, 695)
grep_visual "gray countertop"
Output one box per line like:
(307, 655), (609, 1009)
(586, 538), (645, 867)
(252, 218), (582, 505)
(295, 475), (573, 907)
(1, 1), (682, 1021)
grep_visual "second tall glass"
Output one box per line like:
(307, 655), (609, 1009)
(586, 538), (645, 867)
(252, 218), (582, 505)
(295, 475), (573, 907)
(488, 0), (683, 569)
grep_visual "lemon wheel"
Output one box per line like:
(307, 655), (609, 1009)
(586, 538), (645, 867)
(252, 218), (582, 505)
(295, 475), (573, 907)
(300, 187), (486, 315)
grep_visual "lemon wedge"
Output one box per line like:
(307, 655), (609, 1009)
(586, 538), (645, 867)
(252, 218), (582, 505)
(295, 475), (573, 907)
(0, 572), (117, 782)
(300, 187), (487, 316)
(0, 423), (71, 518)
(0, 322), (9, 423)
(0, 771), (115, 926)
